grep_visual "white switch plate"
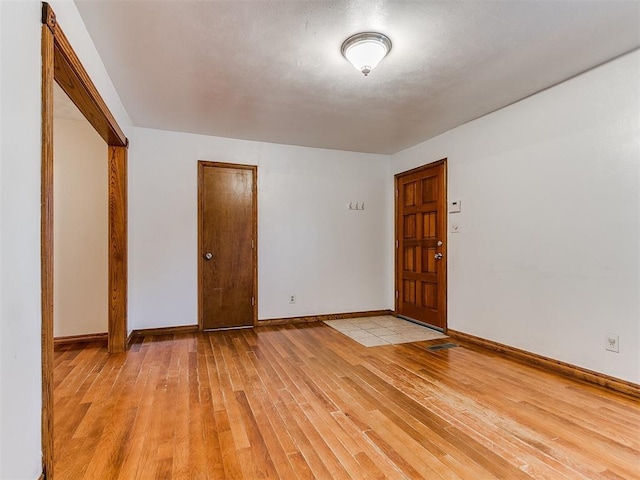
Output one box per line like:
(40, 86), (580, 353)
(450, 223), (460, 233)
(606, 334), (619, 353)
(449, 200), (462, 213)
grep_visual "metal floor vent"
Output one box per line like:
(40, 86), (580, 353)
(426, 343), (459, 351)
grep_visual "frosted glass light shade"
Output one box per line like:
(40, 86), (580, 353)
(341, 32), (392, 76)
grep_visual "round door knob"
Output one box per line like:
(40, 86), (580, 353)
(204, 252), (213, 260)
(434, 253), (443, 260)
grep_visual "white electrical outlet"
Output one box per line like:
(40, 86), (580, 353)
(289, 294), (296, 304)
(606, 334), (619, 353)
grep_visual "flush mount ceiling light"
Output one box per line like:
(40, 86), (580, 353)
(341, 32), (392, 76)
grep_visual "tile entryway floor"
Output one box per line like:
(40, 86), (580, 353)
(324, 315), (448, 347)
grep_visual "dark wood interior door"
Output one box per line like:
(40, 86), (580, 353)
(396, 160), (447, 330)
(199, 162), (256, 330)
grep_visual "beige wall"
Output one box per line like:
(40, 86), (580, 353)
(54, 115), (108, 337)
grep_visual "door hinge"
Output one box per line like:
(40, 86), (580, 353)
(396, 240), (399, 248)
(251, 239), (255, 249)
(396, 188), (399, 197)
(395, 290), (399, 299)
(251, 296), (255, 306)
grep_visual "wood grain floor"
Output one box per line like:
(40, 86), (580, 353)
(53, 322), (640, 480)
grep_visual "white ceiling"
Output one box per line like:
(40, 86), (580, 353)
(75, 1), (640, 155)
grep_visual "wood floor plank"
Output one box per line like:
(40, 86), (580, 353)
(53, 323), (640, 480)
(244, 350), (299, 456)
(197, 335), (225, 480)
(276, 388), (341, 479)
(234, 390), (281, 479)
(210, 409), (239, 478)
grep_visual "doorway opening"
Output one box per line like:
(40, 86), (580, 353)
(41, 3), (129, 477)
(53, 84), (109, 344)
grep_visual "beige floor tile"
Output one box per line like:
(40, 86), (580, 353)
(325, 315), (447, 347)
(403, 335), (431, 342)
(386, 326), (413, 334)
(378, 334), (410, 344)
(356, 337), (390, 347)
(328, 322), (362, 332)
(325, 319), (353, 327)
(348, 320), (380, 329)
(345, 330), (375, 340)
(375, 318), (401, 327)
(365, 327), (395, 336)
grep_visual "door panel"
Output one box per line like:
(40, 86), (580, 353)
(396, 160), (447, 330)
(199, 162), (257, 330)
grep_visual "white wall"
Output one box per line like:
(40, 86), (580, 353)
(0, 0), (4, 468)
(393, 51), (640, 384)
(0, 2), (46, 477)
(54, 117), (108, 337)
(0, 0), (132, 477)
(129, 128), (393, 330)
(0, 3), (635, 478)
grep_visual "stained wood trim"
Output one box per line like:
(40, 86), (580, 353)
(448, 329), (640, 398)
(439, 161), (447, 329)
(41, 2), (56, 33)
(54, 333), (108, 348)
(258, 309), (394, 326)
(197, 163), (203, 330)
(393, 159), (447, 179)
(108, 146), (128, 352)
(132, 325), (199, 337)
(41, 3), (130, 476)
(197, 162), (204, 330)
(394, 174), (399, 314)
(394, 159), (448, 329)
(41, 18), (55, 480)
(198, 161), (258, 330)
(199, 161), (257, 170)
(47, 5), (127, 147)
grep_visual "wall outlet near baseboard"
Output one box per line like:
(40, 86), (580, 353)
(606, 334), (619, 353)
(289, 294), (296, 304)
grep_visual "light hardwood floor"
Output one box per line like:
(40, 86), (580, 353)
(53, 322), (640, 479)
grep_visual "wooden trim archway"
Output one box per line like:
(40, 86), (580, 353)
(41, 2), (128, 477)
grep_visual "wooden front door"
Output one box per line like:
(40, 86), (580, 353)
(198, 161), (257, 330)
(396, 160), (447, 330)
